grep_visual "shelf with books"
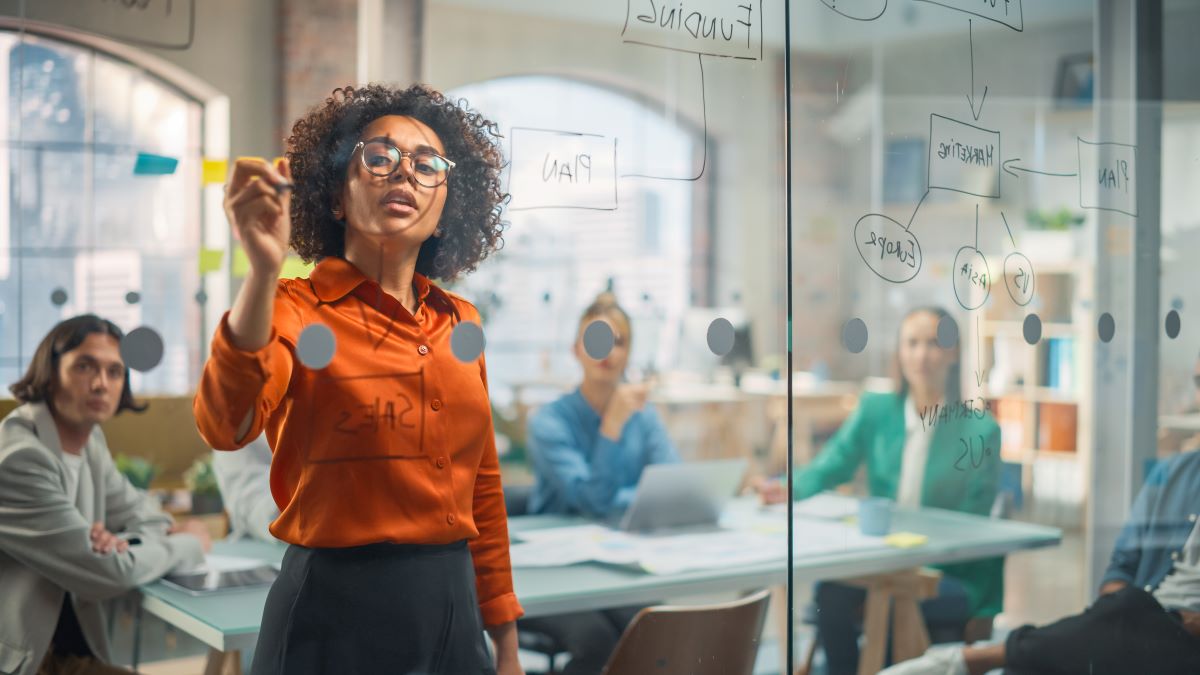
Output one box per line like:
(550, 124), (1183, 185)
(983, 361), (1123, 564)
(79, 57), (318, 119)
(968, 264), (1094, 528)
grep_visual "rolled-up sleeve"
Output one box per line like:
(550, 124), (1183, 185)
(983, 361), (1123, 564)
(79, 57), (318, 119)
(194, 285), (300, 451)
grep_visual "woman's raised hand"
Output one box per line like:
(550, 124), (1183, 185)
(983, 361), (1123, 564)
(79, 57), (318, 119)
(224, 157), (293, 277)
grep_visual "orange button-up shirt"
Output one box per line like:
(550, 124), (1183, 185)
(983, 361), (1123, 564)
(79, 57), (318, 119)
(193, 256), (523, 627)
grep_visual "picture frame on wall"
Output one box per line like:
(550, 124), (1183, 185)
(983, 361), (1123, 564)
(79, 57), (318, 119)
(1054, 53), (1094, 107)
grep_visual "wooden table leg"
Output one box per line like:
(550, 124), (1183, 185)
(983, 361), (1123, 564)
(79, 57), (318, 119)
(858, 584), (891, 675)
(890, 592), (932, 664)
(203, 649), (243, 675)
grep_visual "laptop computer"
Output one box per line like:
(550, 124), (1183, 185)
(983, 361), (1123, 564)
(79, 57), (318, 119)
(616, 459), (748, 533)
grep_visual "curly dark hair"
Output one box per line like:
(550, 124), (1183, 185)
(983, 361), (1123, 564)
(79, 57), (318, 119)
(285, 83), (507, 281)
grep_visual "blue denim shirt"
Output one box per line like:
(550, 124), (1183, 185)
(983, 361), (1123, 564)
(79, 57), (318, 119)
(1101, 450), (1200, 592)
(526, 389), (679, 518)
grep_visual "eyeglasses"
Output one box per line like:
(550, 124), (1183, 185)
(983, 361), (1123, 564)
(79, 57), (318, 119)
(353, 140), (455, 188)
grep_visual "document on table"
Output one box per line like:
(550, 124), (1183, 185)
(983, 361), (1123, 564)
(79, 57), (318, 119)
(509, 519), (886, 575)
(175, 554), (272, 575)
(792, 518), (887, 557)
(791, 493), (861, 520)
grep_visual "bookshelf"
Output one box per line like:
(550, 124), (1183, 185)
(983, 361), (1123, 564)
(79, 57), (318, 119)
(969, 253), (1094, 528)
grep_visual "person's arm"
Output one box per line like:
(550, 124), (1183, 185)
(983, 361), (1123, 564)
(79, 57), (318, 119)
(640, 404), (681, 466)
(210, 435), (278, 542)
(1100, 458), (1167, 591)
(96, 437), (174, 543)
(792, 397), (873, 499)
(601, 405), (680, 512)
(0, 447), (204, 602)
(194, 158), (296, 450)
(466, 353), (524, 663)
(527, 410), (630, 517)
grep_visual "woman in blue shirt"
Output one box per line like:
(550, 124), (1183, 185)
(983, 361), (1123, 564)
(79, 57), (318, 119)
(527, 292), (679, 517)
(520, 292), (679, 674)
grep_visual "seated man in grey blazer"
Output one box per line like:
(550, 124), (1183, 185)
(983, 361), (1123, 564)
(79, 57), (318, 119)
(0, 315), (210, 675)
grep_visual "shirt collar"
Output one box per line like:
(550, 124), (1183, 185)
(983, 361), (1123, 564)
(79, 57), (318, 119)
(25, 401), (94, 461)
(309, 256), (453, 313)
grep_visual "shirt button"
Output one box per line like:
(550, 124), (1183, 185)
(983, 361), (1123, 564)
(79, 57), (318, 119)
(1145, 585), (1154, 592)
(446, 513), (456, 525)
(1191, 514), (1198, 523)
(431, 399), (443, 411)
(418, 345), (429, 355)
(1173, 552), (1181, 561)
(436, 456), (447, 469)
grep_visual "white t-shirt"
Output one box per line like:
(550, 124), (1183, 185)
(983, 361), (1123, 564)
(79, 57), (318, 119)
(60, 451), (85, 506)
(896, 397), (935, 508)
(1154, 518), (1200, 612)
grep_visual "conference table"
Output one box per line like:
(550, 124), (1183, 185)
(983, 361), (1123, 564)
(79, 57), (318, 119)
(137, 498), (1061, 672)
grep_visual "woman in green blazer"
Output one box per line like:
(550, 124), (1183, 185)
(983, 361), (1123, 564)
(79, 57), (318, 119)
(763, 307), (1002, 675)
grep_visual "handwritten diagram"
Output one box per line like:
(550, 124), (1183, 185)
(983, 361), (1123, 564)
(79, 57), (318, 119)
(830, 0), (1138, 321)
(506, 0), (761, 212)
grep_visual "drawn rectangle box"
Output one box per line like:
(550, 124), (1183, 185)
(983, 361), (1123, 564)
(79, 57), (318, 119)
(912, 0), (1024, 32)
(508, 127), (618, 211)
(1077, 138), (1137, 218)
(622, 0), (763, 61)
(927, 114), (1001, 199)
(1, 0), (195, 49)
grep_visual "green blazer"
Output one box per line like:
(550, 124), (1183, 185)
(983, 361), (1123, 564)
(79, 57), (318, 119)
(795, 391), (1004, 618)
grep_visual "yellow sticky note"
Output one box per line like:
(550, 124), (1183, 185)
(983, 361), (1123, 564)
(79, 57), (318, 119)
(202, 158), (228, 185)
(198, 248), (224, 274)
(884, 532), (929, 549)
(232, 245), (251, 277)
(279, 256), (314, 279)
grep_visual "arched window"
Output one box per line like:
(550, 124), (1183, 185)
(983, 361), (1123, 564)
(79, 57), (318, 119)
(0, 29), (203, 394)
(448, 75), (712, 406)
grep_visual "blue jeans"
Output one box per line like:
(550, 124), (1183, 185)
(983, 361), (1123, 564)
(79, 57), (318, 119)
(813, 577), (971, 675)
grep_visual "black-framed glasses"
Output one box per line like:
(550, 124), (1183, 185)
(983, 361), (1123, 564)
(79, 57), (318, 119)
(353, 139), (455, 188)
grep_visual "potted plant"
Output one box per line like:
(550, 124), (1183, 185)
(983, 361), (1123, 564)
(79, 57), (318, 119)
(1019, 208), (1086, 262)
(114, 454), (157, 490)
(183, 457), (224, 515)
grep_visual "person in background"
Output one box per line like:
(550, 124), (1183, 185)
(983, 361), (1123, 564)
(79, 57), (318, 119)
(520, 292), (680, 675)
(758, 306), (1002, 675)
(1158, 352), (1200, 454)
(211, 434), (278, 543)
(0, 315), (211, 675)
(193, 83), (523, 675)
(884, 448), (1200, 675)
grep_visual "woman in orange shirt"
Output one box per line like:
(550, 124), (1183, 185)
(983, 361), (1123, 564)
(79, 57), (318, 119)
(193, 84), (523, 675)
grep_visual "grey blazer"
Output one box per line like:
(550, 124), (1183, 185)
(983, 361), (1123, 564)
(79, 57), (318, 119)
(0, 403), (204, 675)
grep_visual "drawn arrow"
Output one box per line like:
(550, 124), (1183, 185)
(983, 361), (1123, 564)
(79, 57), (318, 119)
(966, 20), (989, 122)
(1002, 158), (1078, 179)
(975, 314), (986, 387)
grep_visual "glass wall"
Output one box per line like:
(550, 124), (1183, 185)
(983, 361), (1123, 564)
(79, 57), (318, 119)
(3, 0), (1197, 672)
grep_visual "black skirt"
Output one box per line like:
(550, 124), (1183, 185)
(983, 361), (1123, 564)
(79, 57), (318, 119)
(250, 540), (495, 675)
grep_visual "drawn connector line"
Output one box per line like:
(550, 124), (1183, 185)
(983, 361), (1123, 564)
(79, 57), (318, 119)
(1002, 158), (1078, 178)
(1000, 210), (1016, 246)
(975, 314), (985, 387)
(819, 0), (888, 22)
(906, 188), (932, 231)
(966, 19), (989, 122)
(621, 53), (708, 182)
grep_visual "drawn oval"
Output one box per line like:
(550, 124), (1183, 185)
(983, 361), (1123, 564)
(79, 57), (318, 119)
(819, 0), (888, 22)
(854, 213), (923, 284)
(1003, 252), (1036, 307)
(952, 246), (991, 311)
